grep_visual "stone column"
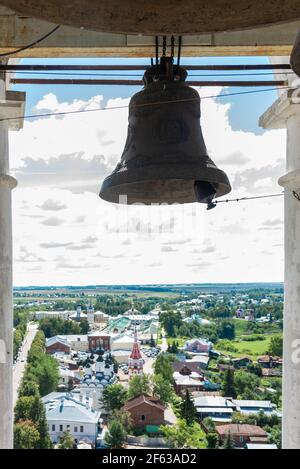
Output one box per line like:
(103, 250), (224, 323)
(260, 88), (300, 449)
(0, 73), (25, 449)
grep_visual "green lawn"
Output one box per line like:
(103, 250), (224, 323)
(217, 334), (282, 359)
(232, 318), (281, 337)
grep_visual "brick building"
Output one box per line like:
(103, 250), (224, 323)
(123, 395), (165, 429)
(46, 336), (71, 355)
(216, 424), (268, 448)
(88, 331), (111, 351)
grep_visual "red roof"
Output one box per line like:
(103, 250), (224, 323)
(130, 341), (142, 359)
(130, 329), (142, 360)
(216, 424), (267, 438)
(123, 395), (165, 412)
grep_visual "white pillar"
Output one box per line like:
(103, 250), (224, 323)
(260, 89), (300, 449)
(0, 73), (25, 449)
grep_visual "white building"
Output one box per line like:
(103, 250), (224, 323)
(42, 393), (101, 446)
(194, 396), (236, 423)
(94, 311), (109, 326)
(69, 306), (87, 323)
(182, 314), (212, 325)
(86, 302), (94, 324)
(61, 335), (88, 352)
(33, 310), (70, 321)
(232, 400), (281, 417)
(111, 334), (135, 352)
(111, 333), (135, 364)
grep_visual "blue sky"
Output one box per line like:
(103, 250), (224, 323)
(12, 55), (278, 135)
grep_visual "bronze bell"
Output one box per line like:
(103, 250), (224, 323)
(99, 57), (231, 205)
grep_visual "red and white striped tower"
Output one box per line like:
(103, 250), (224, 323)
(128, 327), (143, 376)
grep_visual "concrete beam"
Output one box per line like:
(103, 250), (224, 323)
(0, 5), (299, 57)
(1, 0), (300, 36)
(260, 90), (300, 449)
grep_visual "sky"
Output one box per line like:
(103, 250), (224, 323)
(9, 56), (286, 286)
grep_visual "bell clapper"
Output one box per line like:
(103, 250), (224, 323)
(206, 202), (218, 211)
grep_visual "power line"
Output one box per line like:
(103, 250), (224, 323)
(217, 193), (285, 203)
(0, 25), (61, 58)
(0, 86), (291, 123)
(207, 192), (286, 210)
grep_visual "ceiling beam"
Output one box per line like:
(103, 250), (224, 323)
(0, 5), (299, 58)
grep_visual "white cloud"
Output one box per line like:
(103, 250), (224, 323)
(10, 88), (285, 285)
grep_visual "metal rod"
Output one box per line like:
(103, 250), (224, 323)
(10, 78), (288, 87)
(1, 64), (292, 72)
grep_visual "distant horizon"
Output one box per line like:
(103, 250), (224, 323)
(13, 281), (284, 289)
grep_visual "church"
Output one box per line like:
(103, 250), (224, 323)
(128, 328), (144, 376)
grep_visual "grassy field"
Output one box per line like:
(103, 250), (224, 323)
(13, 290), (179, 302)
(232, 318), (281, 337)
(217, 334), (282, 359)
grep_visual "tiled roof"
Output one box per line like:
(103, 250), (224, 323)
(173, 360), (202, 373)
(216, 424), (267, 437)
(123, 395), (165, 412)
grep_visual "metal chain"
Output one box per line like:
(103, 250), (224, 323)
(171, 36), (175, 60)
(177, 36), (182, 68)
(162, 36), (167, 57)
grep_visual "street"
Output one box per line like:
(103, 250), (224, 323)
(161, 329), (168, 353)
(13, 323), (38, 407)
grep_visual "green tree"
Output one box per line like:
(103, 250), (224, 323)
(217, 320), (235, 340)
(154, 353), (174, 382)
(105, 420), (127, 448)
(14, 420), (40, 449)
(179, 390), (197, 425)
(58, 430), (74, 449)
(13, 329), (24, 359)
(18, 379), (40, 398)
(202, 417), (216, 433)
(152, 374), (174, 405)
(234, 370), (259, 398)
(79, 319), (89, 334)
(222, 369), (237, 398)
(27, 331), (45, 363)
(150, 335), (156, 348)
(112, 409), (133, 433)
(167, 341), (179, 354)
(14, 395), (52, 448)
(101, 384), (128, 412)
(39, 317), (81, 338)
(222, 432), (235, 449)
(160, 420), (206, 449)
(266, 425), (282, 449)
(268, 336), (283, 357)
(127, 374), (151, 399)
(29, 354), (59, 396)
(159, 311), (183, 337)
(206, 433), (218, 449)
